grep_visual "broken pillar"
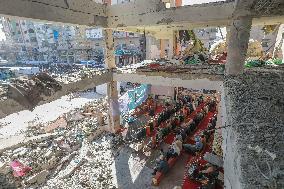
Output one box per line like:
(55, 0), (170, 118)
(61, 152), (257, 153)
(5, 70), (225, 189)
(168, 32), (175, 60)
(146, 36), (153, 60)
(174, 31), (181, 57)
(107, 81), (120, 132)
(223, 15), (283, 188)
(104, 29), (116, 69)
(223, 68), (284, 188)
(160, 39), (166, 59)
(104, 29), (120, 132)
(226, 16), (252, 75)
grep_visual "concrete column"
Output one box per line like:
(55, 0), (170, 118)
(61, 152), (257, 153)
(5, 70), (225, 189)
(107, 81), (120, 132)
(168, 33), (174, 59)
(104, 29), (120, 132)
(104, 29), (116, 69)
(226, 16), (252, 75)
(223, 69), (284, 188)
(160, 39), (166, 59)
(273, 24), (284, 58)
(175, 31), (181, 56)
(146, 36), (153, 60)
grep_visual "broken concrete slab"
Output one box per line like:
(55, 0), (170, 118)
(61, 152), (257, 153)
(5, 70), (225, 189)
(26, 170), (49, 185)
(0, 161), (10, 175)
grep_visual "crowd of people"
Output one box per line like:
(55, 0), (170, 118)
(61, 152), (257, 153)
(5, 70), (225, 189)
(126, 91), (219, 188)
(187, 160), (220, 189)
(152, 105), (217, 177)
(132, 94), (206, 143)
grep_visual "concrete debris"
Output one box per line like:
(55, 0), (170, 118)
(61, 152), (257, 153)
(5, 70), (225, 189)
(0, 97), (114, 188)
(7, 73), (62, 109)
(118, 61), (225, 76)
(41, 156), (57, 170)
(0, 161), (10, 175)
(26, 170), (49, 185)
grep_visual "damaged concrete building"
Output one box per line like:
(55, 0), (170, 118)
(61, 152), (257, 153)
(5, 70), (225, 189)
(0, 0), (283, 189)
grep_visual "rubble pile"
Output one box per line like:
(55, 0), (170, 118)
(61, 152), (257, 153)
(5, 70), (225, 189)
(0, 97), (123, 189)
(51, 68), (108, 84)
(134, 63), (225, 75)
(43, 134), (120, 189)
(212, 130), (223, 157)
(25, 98), (108, 138)
(0, 85), (8, 101)
(7, 73), (62, 109)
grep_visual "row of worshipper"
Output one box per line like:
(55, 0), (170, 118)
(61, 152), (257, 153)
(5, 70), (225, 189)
(151, 104), (217, 176)
(133, 102), (180, 142)
(153, 95), (207, 145)
(187, 160), (220, 189)
(132, 95), (202, 142)
(183, 114), (217, 155)
(152, 137), (183, 176)
(155, 100), (211, 146)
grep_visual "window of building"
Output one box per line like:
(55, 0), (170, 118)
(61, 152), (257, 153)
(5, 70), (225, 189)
(24, 31), (27, 34)
(210, 28), (218, 33)
(18, 31), (21, 34)
(28, 29), (35, 33)
(16, 23), (19, 26)
(30, 37), (37, 43)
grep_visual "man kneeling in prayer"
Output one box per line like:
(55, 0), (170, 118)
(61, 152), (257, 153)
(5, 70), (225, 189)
(165, 138), (183, 160)
(197, 163), (219, 189)
(152, 155), (170, 175)
(183, 135), (204, 154)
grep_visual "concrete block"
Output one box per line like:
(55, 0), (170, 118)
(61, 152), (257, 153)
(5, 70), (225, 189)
(0, 161), (10, 175)
(26, 170), (49, 185)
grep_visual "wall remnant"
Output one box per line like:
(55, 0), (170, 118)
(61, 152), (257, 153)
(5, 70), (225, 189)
(223, 67), (284, 189)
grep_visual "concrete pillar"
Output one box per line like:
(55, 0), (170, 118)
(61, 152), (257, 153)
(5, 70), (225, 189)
(107, 81), (120, 132)
(223, 69), (284, 188)
(226, 16), (252, 75)
(168, 32), (174, 59)
(273, 24), (284, 58)
(146, 36), (153, 60)
(104, 29), (120, 132)
(104, 29), (116, 69)
(175, 31), (181, 56)
(160, 39), (166, 59)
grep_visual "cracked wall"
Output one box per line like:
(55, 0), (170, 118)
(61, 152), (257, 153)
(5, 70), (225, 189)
(223, 68), (284, 189)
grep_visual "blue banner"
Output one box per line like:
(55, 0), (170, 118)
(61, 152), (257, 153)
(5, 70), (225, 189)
(119, 84), (150, 122)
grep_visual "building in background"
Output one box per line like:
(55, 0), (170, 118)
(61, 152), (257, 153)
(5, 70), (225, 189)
(0, 17), (143, 66)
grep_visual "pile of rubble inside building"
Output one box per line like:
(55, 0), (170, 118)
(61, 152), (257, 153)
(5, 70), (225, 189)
(0, 97), (126, 188)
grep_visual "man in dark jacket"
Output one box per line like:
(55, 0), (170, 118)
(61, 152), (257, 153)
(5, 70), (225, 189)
(152, 156), (169, 175)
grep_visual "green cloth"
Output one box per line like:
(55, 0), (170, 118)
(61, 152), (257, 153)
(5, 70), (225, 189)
(245, 59), (283, 68)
